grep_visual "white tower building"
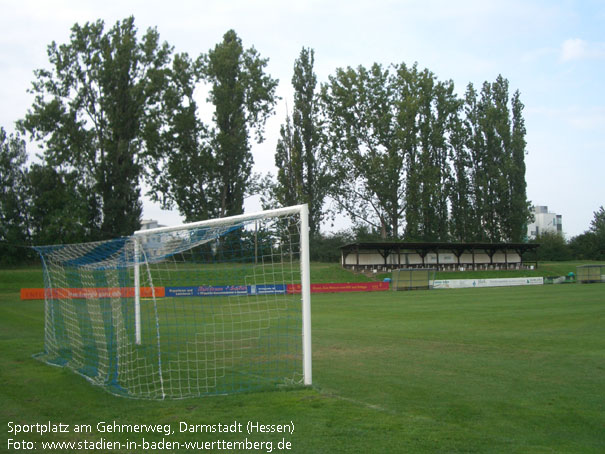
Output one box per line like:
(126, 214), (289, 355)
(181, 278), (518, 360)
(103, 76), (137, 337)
(527, 206), (563, 239)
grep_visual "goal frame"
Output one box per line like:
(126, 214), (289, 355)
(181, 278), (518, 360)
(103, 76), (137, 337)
(132, 204), (313, 386)
(391, 267), (436, 291)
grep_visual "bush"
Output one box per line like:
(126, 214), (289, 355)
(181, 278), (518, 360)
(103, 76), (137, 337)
(528, 231), (571, 261)
(310, 230), (354, 262)
(569, 232), (603, 260)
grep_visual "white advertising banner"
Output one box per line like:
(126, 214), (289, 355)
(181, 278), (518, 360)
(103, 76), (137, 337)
(432, 277), (544, 289)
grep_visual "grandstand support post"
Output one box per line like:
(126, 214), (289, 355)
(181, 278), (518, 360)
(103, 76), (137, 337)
(134, 238), (141, 345)
(300, 204), (312, 386)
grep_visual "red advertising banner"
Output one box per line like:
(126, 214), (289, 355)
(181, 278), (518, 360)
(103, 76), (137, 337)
(287, 282), (389, 294)
(20, 287), (164, 300)
(21, 282), (389, 300)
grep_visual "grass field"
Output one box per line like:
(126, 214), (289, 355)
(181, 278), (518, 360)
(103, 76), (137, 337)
(1, 264), (604, 453)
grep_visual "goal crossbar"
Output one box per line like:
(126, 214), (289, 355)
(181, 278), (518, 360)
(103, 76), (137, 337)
(134, 204), (308, 236)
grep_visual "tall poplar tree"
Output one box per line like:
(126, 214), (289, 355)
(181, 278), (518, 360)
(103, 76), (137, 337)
(448, 106), (475, 241)
(463, 76), (530, 242)
(201, 30), (278, 217)
(400, 65), (457, 241)
(273, 47), (327, 234)
(507, 90), (531, 242)
(273, 113), (299, 209)
(142, 53), (217, 222)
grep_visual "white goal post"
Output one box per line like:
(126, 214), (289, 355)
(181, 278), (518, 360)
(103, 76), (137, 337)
(34, 204), (312, 398)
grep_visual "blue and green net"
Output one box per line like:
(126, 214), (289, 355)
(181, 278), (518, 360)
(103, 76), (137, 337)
(34, 209), (307, 399)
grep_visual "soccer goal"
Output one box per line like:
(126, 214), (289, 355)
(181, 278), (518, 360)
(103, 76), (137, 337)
(34, 204), (312, 399)
(391, 268), (436, 290)
(576, 264), (605, 284)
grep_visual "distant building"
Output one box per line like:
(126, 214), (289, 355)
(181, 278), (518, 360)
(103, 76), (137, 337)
(137, 220), (166, 256)
(140, 219), (165, 231)
(527, 206), (562, 239)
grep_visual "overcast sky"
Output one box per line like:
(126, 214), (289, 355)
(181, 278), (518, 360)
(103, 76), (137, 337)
(1, 0), (603, 237)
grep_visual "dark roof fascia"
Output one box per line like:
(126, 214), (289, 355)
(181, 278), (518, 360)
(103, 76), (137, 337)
(340, 242), (540, 251)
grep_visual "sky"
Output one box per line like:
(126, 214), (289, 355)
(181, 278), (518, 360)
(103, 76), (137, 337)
(1, 0), (603, 238)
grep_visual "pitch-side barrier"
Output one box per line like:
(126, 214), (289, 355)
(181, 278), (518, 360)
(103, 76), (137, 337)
(21, 278), (548, 299)
(20, 282), (389, 300)
(432, 277), (543, 289)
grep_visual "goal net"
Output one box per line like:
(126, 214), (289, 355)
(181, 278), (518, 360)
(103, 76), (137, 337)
(576, 264), (605, 284)
(34, 205), (312, 399)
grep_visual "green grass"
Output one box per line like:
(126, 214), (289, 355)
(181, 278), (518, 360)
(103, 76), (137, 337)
(1, 261), (372, 291)
(0, 266), (44, 292)
(35, 292), (305, 399)
(309, 262), (374, 283)
(5, 260), (600, 290)
(1, 266), (604, 452)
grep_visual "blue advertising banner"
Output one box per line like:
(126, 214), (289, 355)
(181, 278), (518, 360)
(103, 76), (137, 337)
(165, 287), (196, 297)
(164, 284), (287, 297)
(249, 284), (287, 295)
(197, 285), (248, 296)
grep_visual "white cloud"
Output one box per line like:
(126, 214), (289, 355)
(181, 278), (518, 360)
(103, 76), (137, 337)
(560, 38), (605, 62)
(568, 108), (605, 130)
(527, 105), (605, 132)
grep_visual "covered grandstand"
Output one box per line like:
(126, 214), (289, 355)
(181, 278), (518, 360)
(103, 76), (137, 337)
(340, 242), (540, 271)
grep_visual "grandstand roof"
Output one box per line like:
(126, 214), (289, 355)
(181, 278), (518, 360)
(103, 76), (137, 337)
(340, 242), (539, 251)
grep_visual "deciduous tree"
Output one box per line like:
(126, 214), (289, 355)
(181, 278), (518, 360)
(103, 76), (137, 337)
(26, 164), (91, 245)
(322, 63), (403, 239)
(0, 128), (30, 263)
(322, 63), (457, 240)
(19, 17), (173, 239)
(587, 206), (605, 259)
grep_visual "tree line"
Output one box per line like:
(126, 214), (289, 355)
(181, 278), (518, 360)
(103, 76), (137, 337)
(0, 16), (597, 264)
